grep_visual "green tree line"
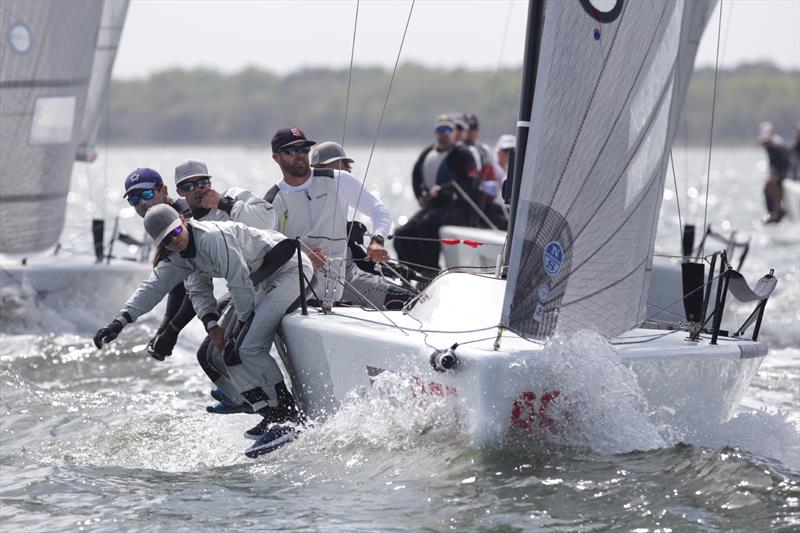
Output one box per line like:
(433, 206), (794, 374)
(107, 62), (799, 146)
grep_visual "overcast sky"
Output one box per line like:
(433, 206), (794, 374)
(113, 0), (800, 80)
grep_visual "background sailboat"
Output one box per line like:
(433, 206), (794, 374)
(0, 0), (147, 320)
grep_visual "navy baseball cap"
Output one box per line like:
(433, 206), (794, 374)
(271, 127), (316, 153)
(123, 168), (164, 197)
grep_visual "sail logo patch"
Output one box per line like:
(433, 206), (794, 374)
(537, 283), (550, 302)
(543, 242), (564, 277)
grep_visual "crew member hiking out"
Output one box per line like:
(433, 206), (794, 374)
(265, 128), (392, 310)
(172, 159), (276, 415)
(121, 167), (195, 361)
(93, 204), (313, 458)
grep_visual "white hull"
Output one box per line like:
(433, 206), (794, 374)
(279, 272), (765, 445)
(1, 253), (151, 320)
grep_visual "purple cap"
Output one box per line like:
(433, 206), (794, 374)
(271, 127), (316, 153)
(123, 168), (164, 197)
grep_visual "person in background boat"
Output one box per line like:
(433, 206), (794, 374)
(792, 123), (800, 181)
(393, 115), (480, 275)
(171, 159), (276, 414)
(122, 168), (196, 361)
(494, 134), (516, 190)
(266, 128), (392, 309)
(93, 204), (313, 458)
(464, 114), (508, 230)
(309, 141), (413, 309)
(758, 121), (791, 224)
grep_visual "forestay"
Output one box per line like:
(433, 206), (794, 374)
(0, 0), (103, 254)
(76, 0), (130, 162)
(502, 0), (714, 338)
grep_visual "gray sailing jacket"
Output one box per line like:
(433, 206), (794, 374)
(116, 219), (312, 326)
(192, 187), (275, 230)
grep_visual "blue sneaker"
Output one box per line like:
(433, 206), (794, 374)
(206, 401), (253, 415)
(244, 424), (298, 458)
(206, 388), (253, 415)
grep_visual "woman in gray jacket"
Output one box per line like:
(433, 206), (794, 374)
(94, 204), (313, 457)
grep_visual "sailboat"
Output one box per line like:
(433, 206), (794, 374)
(273, 0), (777, 444)
(0, 0), (148, 320)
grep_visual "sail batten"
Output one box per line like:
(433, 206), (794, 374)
(501, 0), (714, 339)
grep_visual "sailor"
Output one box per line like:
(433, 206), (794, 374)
(464, 114), (508, 230)
(265, 128), (392, 309)
(122, 168), (196, 360)
(171, 159), (276, 414)
(394, 115), (480, 274)
(93, 204), (313, 457)
(758, 122), (791, 223)
(309, 141), (413, 309)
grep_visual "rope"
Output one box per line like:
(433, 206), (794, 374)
(450, 180), (499, 231)
(346, 0), (415, 241)
(340, 0), (359, 149)
(700, 0), (724, 258)
(669, 150), (683, 245)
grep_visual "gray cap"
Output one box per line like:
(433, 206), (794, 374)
(311, 141), (354, 166)
(175, 159), (211, 185)
(144, 204), (182, 246)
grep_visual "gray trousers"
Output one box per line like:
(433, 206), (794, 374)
(228, 264), (301, 410)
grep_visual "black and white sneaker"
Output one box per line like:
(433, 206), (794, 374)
(244, 425), (298, 458)
(243, 417), (270, 440)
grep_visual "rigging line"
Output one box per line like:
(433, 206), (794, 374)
(340, 0), (359, 149)
(346, 0), (415, 243)
(700, 0), (724, 259)
(669, 150), (684, 242)
(485, 0), (515, 136)
(450, 181), (499, 231)
(323, 0), (359, 303)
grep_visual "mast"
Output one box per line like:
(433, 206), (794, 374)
(503, 0), (545, 269)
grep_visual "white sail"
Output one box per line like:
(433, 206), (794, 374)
(501, 0), (714, 339)
(75, 0), (129, 162)
(0, 0), (104, 254)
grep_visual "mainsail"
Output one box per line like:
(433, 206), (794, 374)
(502, 0), (714, 338)
(76, 0), (129, 163)
(0, 0), (103, 254)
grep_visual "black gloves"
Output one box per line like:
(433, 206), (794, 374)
(93, 319), (124, 348)
(146, 325), (179, 361)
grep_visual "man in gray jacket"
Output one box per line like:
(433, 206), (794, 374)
(94, 205), (313, 457)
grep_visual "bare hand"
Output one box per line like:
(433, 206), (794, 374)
(366, 243), (389, 263)
(309, 246), (327, 270)
(208, 326), (224, 352)
(200, 189), (224, 209)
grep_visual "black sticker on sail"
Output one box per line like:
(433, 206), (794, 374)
(508, 202), (573, 338)
(579, 0), (624, 23)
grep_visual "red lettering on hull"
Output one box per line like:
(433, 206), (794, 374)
(510, 390), (561, 430)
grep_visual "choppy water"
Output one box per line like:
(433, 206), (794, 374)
(1, 146), (798, 531)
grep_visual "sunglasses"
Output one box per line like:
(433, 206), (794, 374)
(435, 127), (453, 135)
(177, 177), (211, 192)
(160, 225), (183, 248)
(127, 188), (157, 206)
(281, 146), (311, 155)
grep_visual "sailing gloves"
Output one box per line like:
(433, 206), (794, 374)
(93, 319), (125, 348)
(146, 324), (179, 361)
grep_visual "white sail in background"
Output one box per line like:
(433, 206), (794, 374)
(0, 0), (104, 254)
(501, 0), (714, 339)
(76, 0), (129, 162)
